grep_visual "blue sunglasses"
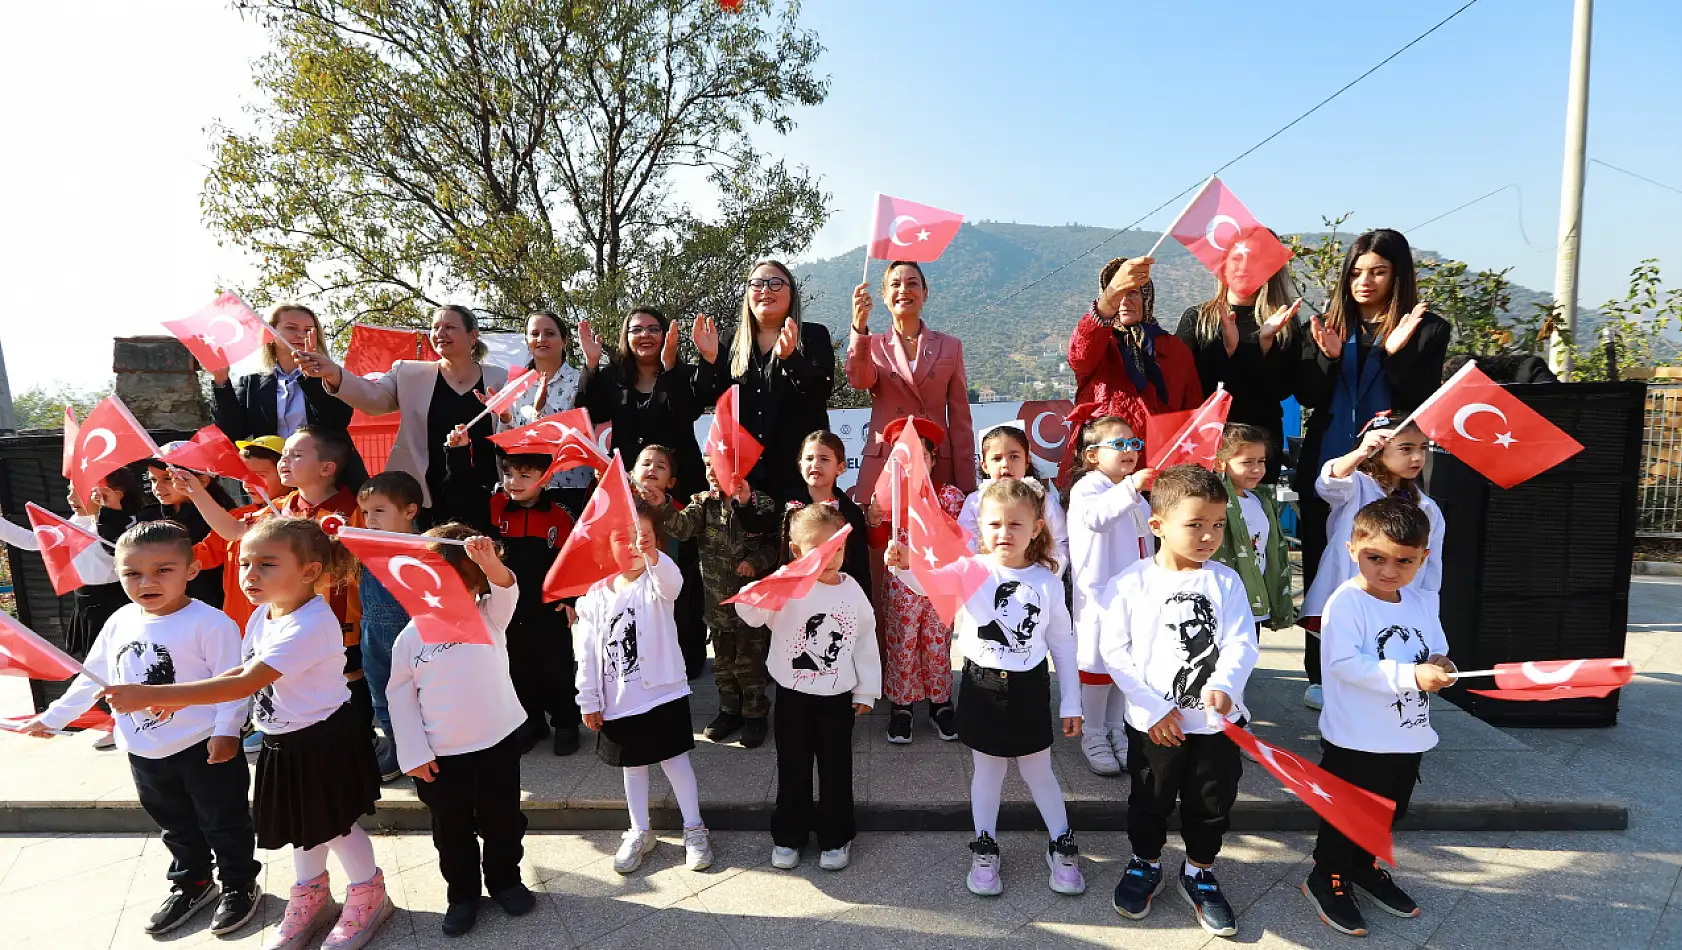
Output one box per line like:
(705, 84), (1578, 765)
(1097, 437), (1145, 452)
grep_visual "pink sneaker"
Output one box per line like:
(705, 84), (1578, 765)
(322, 868), (394, 950)
(264, 871), (337, 950)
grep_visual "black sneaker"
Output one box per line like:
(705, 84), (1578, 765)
(210, 881), (262, 935)
(886, 704), (913, 744)
(144, 878), (219, 935)
(1303, 868), (1368, 936)
(374, 735), (403, 783)
(441, 899), (479, 936)
(552, 724), (580, 757)
(929, 702), (958, 741)
(1180, 867), (1238, 938)
(517, 720), (550, 754)
(739, 716), (768, 748)
(1352, 861), (1420, 918)
(704, 711), (744, 742)
(490, 883), (537, 916)
(1111, 857), (1165, 919)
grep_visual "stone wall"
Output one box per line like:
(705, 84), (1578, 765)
(113, 336), (210, 430)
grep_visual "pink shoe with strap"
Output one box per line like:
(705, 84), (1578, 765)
(264, 871), (336, 950)
(322, 868), (394, 950)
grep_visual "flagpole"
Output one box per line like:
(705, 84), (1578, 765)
(460, 367), (534, 431)
(890, 459), (902, 542)
(862, 192), (880, 287)
(1144, 175), (1218, 260)
(252, 485), (282, 518)
(336, 525), (474, 547)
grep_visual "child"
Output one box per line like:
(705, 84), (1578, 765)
(735, 504), (880, 872)
(633, 443), (707, 680)
(355, 472), (422, 782)
(23, 521), (260, 938)
(1299, 414), (1444, 711)
(103, 518), (391, 950)
(191, 436), (287, 636)
(574, 498), (713, 875)
(446, 425), (585, 757)
(868, 416), (967, 744)
(665, 458), (781, 748)
(1066, 414), (1155, 777)
(385, 524), (536, 937)
(145, 453), (239, 608)
(1098, 465), (1258, 938)
(1211, 424), (1297, 634)
(959, 424), (1071, 573)
(66, 467), (146, 751)
(1301, 498), (1454, 937)
(780, 430), (872, 597)
(888, 479), (1085, 899)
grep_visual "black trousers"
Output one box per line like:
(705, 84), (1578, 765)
(507, 621), (579, 731)
(347, 675), (376, 734)
(130, 739), (261, 889)
(412, 731), (527, 903)
(675, 542), (708, 680)
(1125, 726), (1243, 866)
(771, 685), (856, 851)
(1298, 490), (1331, 686)
(1313, 743), (1421, 876)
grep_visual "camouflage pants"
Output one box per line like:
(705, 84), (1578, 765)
(708, 603), (771, 719)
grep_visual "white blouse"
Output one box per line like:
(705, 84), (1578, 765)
(500, 360), (589, 489)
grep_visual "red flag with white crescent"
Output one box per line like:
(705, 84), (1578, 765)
(488, 409), (611, 476)
(1145, 387), (1231, 470)
(868, 193), (964, 263)
(542, 453), (639, 599)
(725, 524), (852, 610)
(160, 293), (274, 374)
(481, 366), (540, 418)
(0, 611), (85, 681)
(70, 396), (160, 506)
(160, 426), (264, 494)
(892, 418), (985, 625)
(1168, 178), (1293, 298)
(1467, 658), (1633, 699)
(1408, 362), (1584, 489)
(343, 323), (440, 377)
(335, 528), (491, 645)
(25, 502), (102, 595)
(1222, 721), (1397, 866)
(703, 385), (763, 497)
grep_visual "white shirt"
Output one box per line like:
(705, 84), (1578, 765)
(41, 600), (246, 758)
(574, 552), (689, 720)
(1067, 471), (1153, 673)
(1236, 489), (1271, 623)
(501, 361), (589, 489)
(274, 367), (307, 438)
(1318, 580), (1449, 754)
(243, 596), (350, 734)
(1097, 558), (1259, 735)
(1, 513), (117, 585)
(959, 479), (1070, 575)
(1301, 462), (1445, 618)
(385, 579), (526, 771)
(736, 575), (881, 705)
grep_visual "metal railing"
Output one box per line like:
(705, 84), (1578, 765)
(1640, 383), (1682, 538)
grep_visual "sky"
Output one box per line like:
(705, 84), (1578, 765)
(2, 0), (1679, 393)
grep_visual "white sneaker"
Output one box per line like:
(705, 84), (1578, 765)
(1046, 833), (1086, 895)
(92, 730), (116, 751)
(1303, 684), (1324, 710)
(1080, 733), (1121, 775)
(682, 826), (713, 871)
(771, 846), (800, 870)
(819, 842), (851, 871)
(1107, 728), (1129, 765)
(613, 829), (657, 874)
(966, 834), (1003, 897)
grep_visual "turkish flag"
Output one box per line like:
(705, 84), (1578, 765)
(25, 503), (102, 596)
(1468, 685), (1623, 701)
(480, 366), (539, 418)
(1168, 177), (1293, 298)
(488, 408), (611, 477)
(336, 527), (491, 644)
(0, 611), (85, 681)
(69, 397), (160, 506)
(1222, 721), (1397, 866)
(725, 524), (852, 610)
(0, 709), (113, 733)
(703, 385), (763, 497)
(160, 426), (263, 494)
(1468, 657), (1635, 701)
(343, 323), (439, 378)
(61, 408), (79, 480)
(1409, 362), (1583, 489)
(893, 419), (986, 624)
(160, 293), (274, 374)
(868, 193), (964, 263)
(1145, 386), (1231, 470)
(543, 453), (639, 599)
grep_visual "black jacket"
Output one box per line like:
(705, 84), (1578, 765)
(1173, 307), (1321, 481)
(581, 358), (721, 499)
(726, 322), (835, 499)
(211, 370), (369, 488)
(778, 487), (873, 602)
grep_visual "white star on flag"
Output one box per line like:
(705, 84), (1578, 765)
(421, 592), (443, 609)
(1179, 439), (1198, 454)
(920, 544), (939, 567)
(1493, 432), (1516, 448)
(1306, 782), (1334, 802)
(1229, 239), (1251, 259)
(916, 228), (931, 242)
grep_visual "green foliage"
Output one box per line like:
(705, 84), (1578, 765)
(1281, 213), (1354, 309)
(10, 380), (113, 431)
(1567, 259), (1682, 381)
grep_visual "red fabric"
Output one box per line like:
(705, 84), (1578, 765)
(1468, 685), (1621, 701)
(1222, 721), (1397, 865)
(1491, 658), (1632, 691)
(69, 396), (159, 505)
(881, 483), (966, 705)
(482, 366), (538, 417)
(1410, 363), (1583, 488)
(703, 385), (763, 498)
(542, 454), (638, 599)
(25, 502), (100, 595)
(892, 419), (987, 626)
(196, 504), (265, 633)
(727, 524), (853, 610)
(161, 426), (262, 494)
(1144, 387), (1231, 470)
(337, 527), (491, 645)
(342, 323), (439, 378)
(0, 612), (84, 681)
(868, 194), (963, 262)
(1168, 178), (1292, 298)
(488, 408), (609, 478)
(160, 293), (272, 374)
(1063, 311), (1203, 484)
(1078, 669), (1113, 686)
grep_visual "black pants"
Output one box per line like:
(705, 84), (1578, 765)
(130, 739), (261, 889)
(1313, 743), (1421, 876)
(1298, 489), (1331, 686)
(772, 686), (856, 851)
(412, 731), (527, 903)
(675, 542), (708, 680)
(347, 675), (376, 735)
(507, 621), (579, 731)
(1125, 726), (1243, 866)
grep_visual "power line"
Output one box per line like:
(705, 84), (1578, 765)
(1591, 158), (1682, 199)
(1403, 182), (1550, 251)
(1406, 184), (1515, 234)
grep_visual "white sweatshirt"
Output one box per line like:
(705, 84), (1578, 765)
(574, 551), (689, 721)
(959, 479), (1070, 575)
(1318, 580), (1449, 754)
(1301, 461), (1444, 618)
(40, 600), (246, 759)
(1097, 557), (1259, 735)
(1067, 470), (1153, 673)
(1, 513), (117, 585)
(243, 596), (351, 735)
(385, 578), (526, 772)
(736, 575), (881, 706)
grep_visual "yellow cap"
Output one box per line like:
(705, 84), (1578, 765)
(235, 435), (286, 454)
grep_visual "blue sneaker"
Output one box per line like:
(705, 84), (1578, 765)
(1180, 867), (1238, 937)
(1112, 857), (1165, 919)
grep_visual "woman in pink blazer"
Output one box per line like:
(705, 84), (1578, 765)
(847, 261), (977, 504)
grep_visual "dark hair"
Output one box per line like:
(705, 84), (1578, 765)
(436, 304), (489, 361)
(358, 471), (424, 510)
(787, 501), (847, 550)
(1357, 421), (1425, 503)
(146, 463), (237, 512)
(881, 261), (929, 295)
(243, 517), (355, 587)
(1216, 423), (1272, 464)
(292, 425), (356, 488)
(527, 310), (569, 340)
(115, 519), (195, 561)
(978, 425), (1044, 481)
(615, 307), (670, 385)
(1069, 415), (1134, 483)
(1351, 497), (1431, 549)
(102, 465), (147, 515)
(632, 496), (668, 548)
(239, 444), (282, 465)
(636, 443), (677, 471)
(500, 453), (552, 475)
(976, 478), (1058, 571)
(1323, 229), (1419, 342)
(427, 522), (495, 595)
(1149, 464), (1229, 516)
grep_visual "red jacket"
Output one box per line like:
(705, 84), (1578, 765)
(1067, 309), (1203, 434)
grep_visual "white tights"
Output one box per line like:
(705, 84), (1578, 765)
(1080, 683), (1129, 735)
(293, 824), (377, 886)
(971, 749), (1069, 839)
(624, 752), (702, 831)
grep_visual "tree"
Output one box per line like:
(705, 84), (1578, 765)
(206, 0), (831, 345)
(9, 380), (113, 431)
(1567, 259), (1682, 381)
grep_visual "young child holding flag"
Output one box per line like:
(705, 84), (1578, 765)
(1098, 465), (1257, 939)
(103, 517), (392, 950)
(631, 443), (708, 679)
(780, 430), (872, 597)
(188, 436), (286, 637)
(354, 471), (422, 781)
(144, 453), (239, 608)
(23, 521), (261, 939)
(1211, 425), (1296, 635)
(888, 478), (1085, 899)
(1303, 498), (1454, 936)
(959, 424), (1070, 573)
(574, 498), (714, 875)
(735, 503), (879, 872)
(385, 524), (537, 938)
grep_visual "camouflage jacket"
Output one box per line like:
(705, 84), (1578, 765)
(665, 489), (782, 596)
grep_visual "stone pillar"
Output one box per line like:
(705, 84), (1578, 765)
(113, 336), (210, 430)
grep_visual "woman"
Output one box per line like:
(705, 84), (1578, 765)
(724, 260), (833, 499)
(501, 311), (594, 489)
(1294, 228), (1449, 706)
(1064, 256), (1203, 482)
(300, 304), (510, 522)
(847, 261), (976, 501)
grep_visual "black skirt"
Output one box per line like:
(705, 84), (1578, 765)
(66, 583), (129, 658)
(596, 696), (696, 768)
(956, 659), (1054, 758)
(254, 703), (381, 851)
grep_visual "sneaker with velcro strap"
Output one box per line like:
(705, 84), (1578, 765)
(1111, 857), (1164, 919)
(1180, 866), (1238, 937)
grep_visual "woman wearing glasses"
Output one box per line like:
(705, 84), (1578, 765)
(723, 260), (834, 499)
